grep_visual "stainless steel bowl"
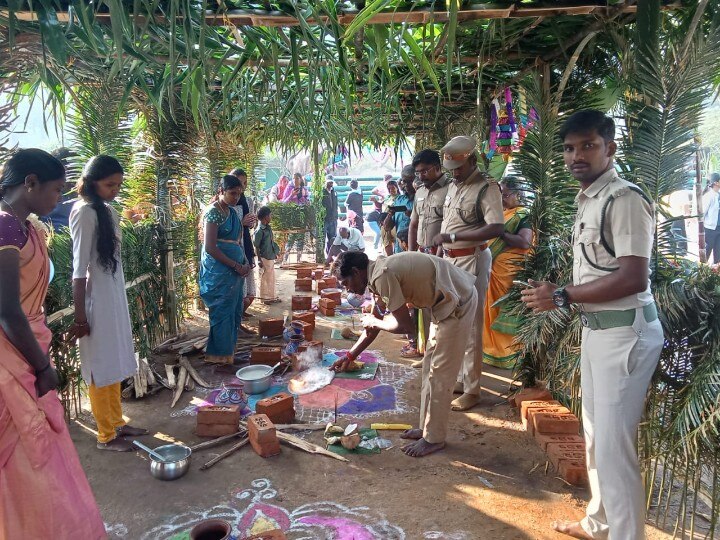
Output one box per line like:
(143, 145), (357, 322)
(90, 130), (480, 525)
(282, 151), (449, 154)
(236, 364), (273, 394)
(149, 444), (192, 481)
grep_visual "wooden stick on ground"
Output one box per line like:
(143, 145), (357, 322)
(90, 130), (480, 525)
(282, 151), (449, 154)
(199, 437), (249, 470)
(275, 423), (326, 431)
(179, 356), (211, 388)
(190, 430), (246, 452)
(170, 366), (188, 408)
(276, 430), (349, 462)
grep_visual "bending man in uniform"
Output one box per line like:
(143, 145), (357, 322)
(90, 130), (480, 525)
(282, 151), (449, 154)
(330, 251), (477, 457)
(521, 110), (664, 540)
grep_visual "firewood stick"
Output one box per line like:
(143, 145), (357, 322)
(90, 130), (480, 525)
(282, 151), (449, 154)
(165, 364), (177, 389)
(275, 423), (326, 431)
(189, 430), (246, 452)
(171, 366), (188, 408)
(179, 356), (211, 388)
(199, 437), (249, 470)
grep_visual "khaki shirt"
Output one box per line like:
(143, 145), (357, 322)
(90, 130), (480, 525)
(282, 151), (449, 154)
(411, 174), (450, 248)
(572, 168), (655, 312)
(367, 252), (476, 322)
(440, 168), (504, 249)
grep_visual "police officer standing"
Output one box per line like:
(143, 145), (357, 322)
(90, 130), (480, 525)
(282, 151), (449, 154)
(521, 110), (664, 540)
(409, 149), (450, 256)
(431, 136), (504, 411)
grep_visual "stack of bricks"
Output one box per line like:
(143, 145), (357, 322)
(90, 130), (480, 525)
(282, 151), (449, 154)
(255, 392), (295, 424)
(316, 278), (330, 294)
(512, 386), (587, 486)
(318, 297), (336, 316)
(196, 405), (240, 437)
(291, 295), (312, 310)
(251, 345), (282, 366)
(294, 278), (312, 292)
(259, 318), (284, 338)
(247, 414), (281, 457)
(312, 269), (325, 280)
(320, 288), (342, 305)
(323, 275), (338, 288)
(296, 267), (313, 279)
(292, 310), (315, 331)
(294, 320), (313, 340)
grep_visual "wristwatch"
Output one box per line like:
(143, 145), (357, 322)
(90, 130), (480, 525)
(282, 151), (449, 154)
(552, 287), (570, 308)
(449, 233), (457, 243)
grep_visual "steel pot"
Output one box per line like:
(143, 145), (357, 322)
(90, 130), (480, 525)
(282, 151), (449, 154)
(149, 444), (192, 481)
(236, 364), (273, 394)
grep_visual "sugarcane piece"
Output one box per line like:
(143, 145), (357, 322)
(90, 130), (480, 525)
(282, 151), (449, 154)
(179, 356), (211, 388)
(165, 364), (177, 389)
(199, 437), (249, 470)
(189, 430), (246, 452)
(275, 430), (349, 462)
(170, 366), (188, 408)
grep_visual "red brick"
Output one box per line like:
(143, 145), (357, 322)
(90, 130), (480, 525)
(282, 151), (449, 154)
(548, 446), (586, 471)
(559, 460), (588, 486)
(251, 346), (282, 366)
(534, 433), (585, 451)
(243, 530), (287, 540)
(509, 386), (553, 408)
(291, 295), (312, 310)
(258, 318), (284, 338)
(296, 267), (312, 279)
(312, 269), (325, 280)
(295, 278), (312, 292)
(298, 340), (323, 354)
(256, 392), (295, 424)
(294, 320), (313, 340)
(520, 400), (562, 421)
(533, 412), (581, 435)
(197, 405), (240, 426)
(318, 297), (336, 316)
(324, 276), (338, 288)
(316, 279), (329, 294)
(320, 289), (342, 304)
(546, 442), (585, 458)
(292, 310), (316, 329)
(523, 406), (571, 435)
(196, 423), (239, 437)
(247, 414), (281, 458)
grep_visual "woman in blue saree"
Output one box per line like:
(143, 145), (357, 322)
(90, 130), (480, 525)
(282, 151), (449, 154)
(200, 175), (251, 363)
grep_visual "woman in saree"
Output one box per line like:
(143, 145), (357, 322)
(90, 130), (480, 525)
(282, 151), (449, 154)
(200, 175), (251, 363)
(482, 177), (533, 370)
(0, 149), (106, 538)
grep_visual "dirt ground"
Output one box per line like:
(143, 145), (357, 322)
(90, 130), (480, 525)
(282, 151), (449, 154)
(71, 266), (675, 540)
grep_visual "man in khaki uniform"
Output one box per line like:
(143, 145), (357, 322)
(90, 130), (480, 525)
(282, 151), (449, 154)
(431, 136), (504, 411)
(409, 149), (450, 255)
(522, 110), (663, 540)
(329, 251), (477, 458)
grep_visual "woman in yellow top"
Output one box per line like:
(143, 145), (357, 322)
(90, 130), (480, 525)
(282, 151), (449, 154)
(482, 177), (533, 369)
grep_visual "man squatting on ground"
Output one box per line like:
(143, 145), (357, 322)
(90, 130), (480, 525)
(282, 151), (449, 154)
(522, 110), (664, 540)
(330, 251), (477, 458)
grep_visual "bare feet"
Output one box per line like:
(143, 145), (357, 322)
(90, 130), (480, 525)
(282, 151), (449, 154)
(552, 521), (592, 539)
(451, 393), (481, 411)
(400, 428), (423, 440)
(97, 438), (134, 452)
(401, 438), (446, 457)
(453, 381), (464, 394)
(116, 425), (148, 437)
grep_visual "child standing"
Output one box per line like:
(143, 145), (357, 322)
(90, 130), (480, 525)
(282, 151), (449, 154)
(253, 206), (281, 304)
(70, 155), (146, 452)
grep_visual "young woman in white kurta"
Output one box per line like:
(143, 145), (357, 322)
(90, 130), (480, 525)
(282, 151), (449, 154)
(70, 155), (146, 451)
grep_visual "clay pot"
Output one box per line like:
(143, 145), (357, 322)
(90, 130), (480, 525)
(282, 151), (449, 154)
(189, 518), (231, 540)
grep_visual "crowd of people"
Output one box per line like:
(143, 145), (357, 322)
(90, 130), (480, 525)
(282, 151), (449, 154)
(2, 108), (719, 539)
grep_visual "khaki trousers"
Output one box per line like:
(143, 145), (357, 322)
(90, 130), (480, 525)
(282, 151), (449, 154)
(258, 257), (277, 300)
(446, 247), (491, 394)
(580, 309), (663, 540)
(88, 382), (125, 443)
(419, 290), (478, 443)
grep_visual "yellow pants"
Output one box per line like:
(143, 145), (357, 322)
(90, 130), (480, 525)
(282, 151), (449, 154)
(88, 382), (125, 443)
